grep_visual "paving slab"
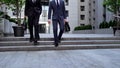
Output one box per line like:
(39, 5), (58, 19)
(0, 49), (120, 68)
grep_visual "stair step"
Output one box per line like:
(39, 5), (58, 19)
(0, 35), (120, 51)
(0, 44), (120, 52)
(1, 37), (120, 41)
(0, 40), (120, 46)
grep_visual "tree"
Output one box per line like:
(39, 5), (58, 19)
(104, 0), (120, 27)
(103, 0), (120, 14)
(0, 0), (25, 26)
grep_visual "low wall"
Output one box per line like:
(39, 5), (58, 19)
(73, 28), (113, 34)
(4, 20), (17, 34)
(115, 30), (120, 36)
(95, 28), (113, 34)
(73, 30), (94, 34)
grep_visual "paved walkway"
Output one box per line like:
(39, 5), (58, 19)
(0, 49), (120, 68)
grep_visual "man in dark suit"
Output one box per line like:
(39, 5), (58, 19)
(48, 0), (67, 47)
(24, 0), (42, 45)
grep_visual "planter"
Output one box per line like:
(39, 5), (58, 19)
(12, 26), (24, 37)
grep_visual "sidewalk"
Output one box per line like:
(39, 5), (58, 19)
(0, 49), (120, 68)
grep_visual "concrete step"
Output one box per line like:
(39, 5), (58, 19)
(0, 40), (120, 46)
(0, 37), (120, 41)
(0, 35), (120, 51)
(0, 44), (120, 52)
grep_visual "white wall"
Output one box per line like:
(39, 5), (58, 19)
(68, 0), (79, 33)
(4, 19), (17, 34)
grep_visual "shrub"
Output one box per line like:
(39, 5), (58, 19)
(99, 21), (109, 29)
(99, 20), (118, 29)
(74, 25), (92, 30)
(108, 20), (117, 27)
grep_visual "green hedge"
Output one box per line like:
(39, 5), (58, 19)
(99, 20), (117, 29)
(108, 20), (117, 27)
(74, 25), (92, 30)
(99, 21), (109, 28)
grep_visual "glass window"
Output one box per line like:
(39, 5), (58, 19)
(66, 10), (69, 17)
(13, 9), (17, 16)
(81, 0), (85, 2)
(80, 24), (85, 26)
(65, 0), (69, 5)
(81, 6), (85, 11)
(93, 18), (95, 20)
(80, 15), (85, 20)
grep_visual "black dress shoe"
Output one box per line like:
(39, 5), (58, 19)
(29, 39), (34, 42)
(54, 43), (58, 47)
(34, 40), (38, 45)
(58, 40), (61, 43)
(58, 37), (61, 43)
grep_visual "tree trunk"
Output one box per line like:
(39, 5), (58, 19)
(16, 0), (20, 26)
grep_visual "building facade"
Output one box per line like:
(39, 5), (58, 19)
(78, 0), (113, 29)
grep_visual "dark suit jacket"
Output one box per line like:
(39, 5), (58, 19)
(48, 0), (66, 20)
(25, 0), (42, 17)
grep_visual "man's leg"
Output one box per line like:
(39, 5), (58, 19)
(28, 16), (34, 42)
(52, 20), (58, 47)
(34, 24), (40, 40)
(34, 15), (40, 45)
(58, 19), (64, 42)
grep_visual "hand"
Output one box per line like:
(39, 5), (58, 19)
(64, 19), (68, 23)
(48, 19), (51, 24)
(24, 16), (27, 19)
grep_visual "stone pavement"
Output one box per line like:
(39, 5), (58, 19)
(0, 49), (120, 68)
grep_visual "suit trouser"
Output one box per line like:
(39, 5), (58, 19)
(28, 14), (40, 40)
(52, 19), (64, 43)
